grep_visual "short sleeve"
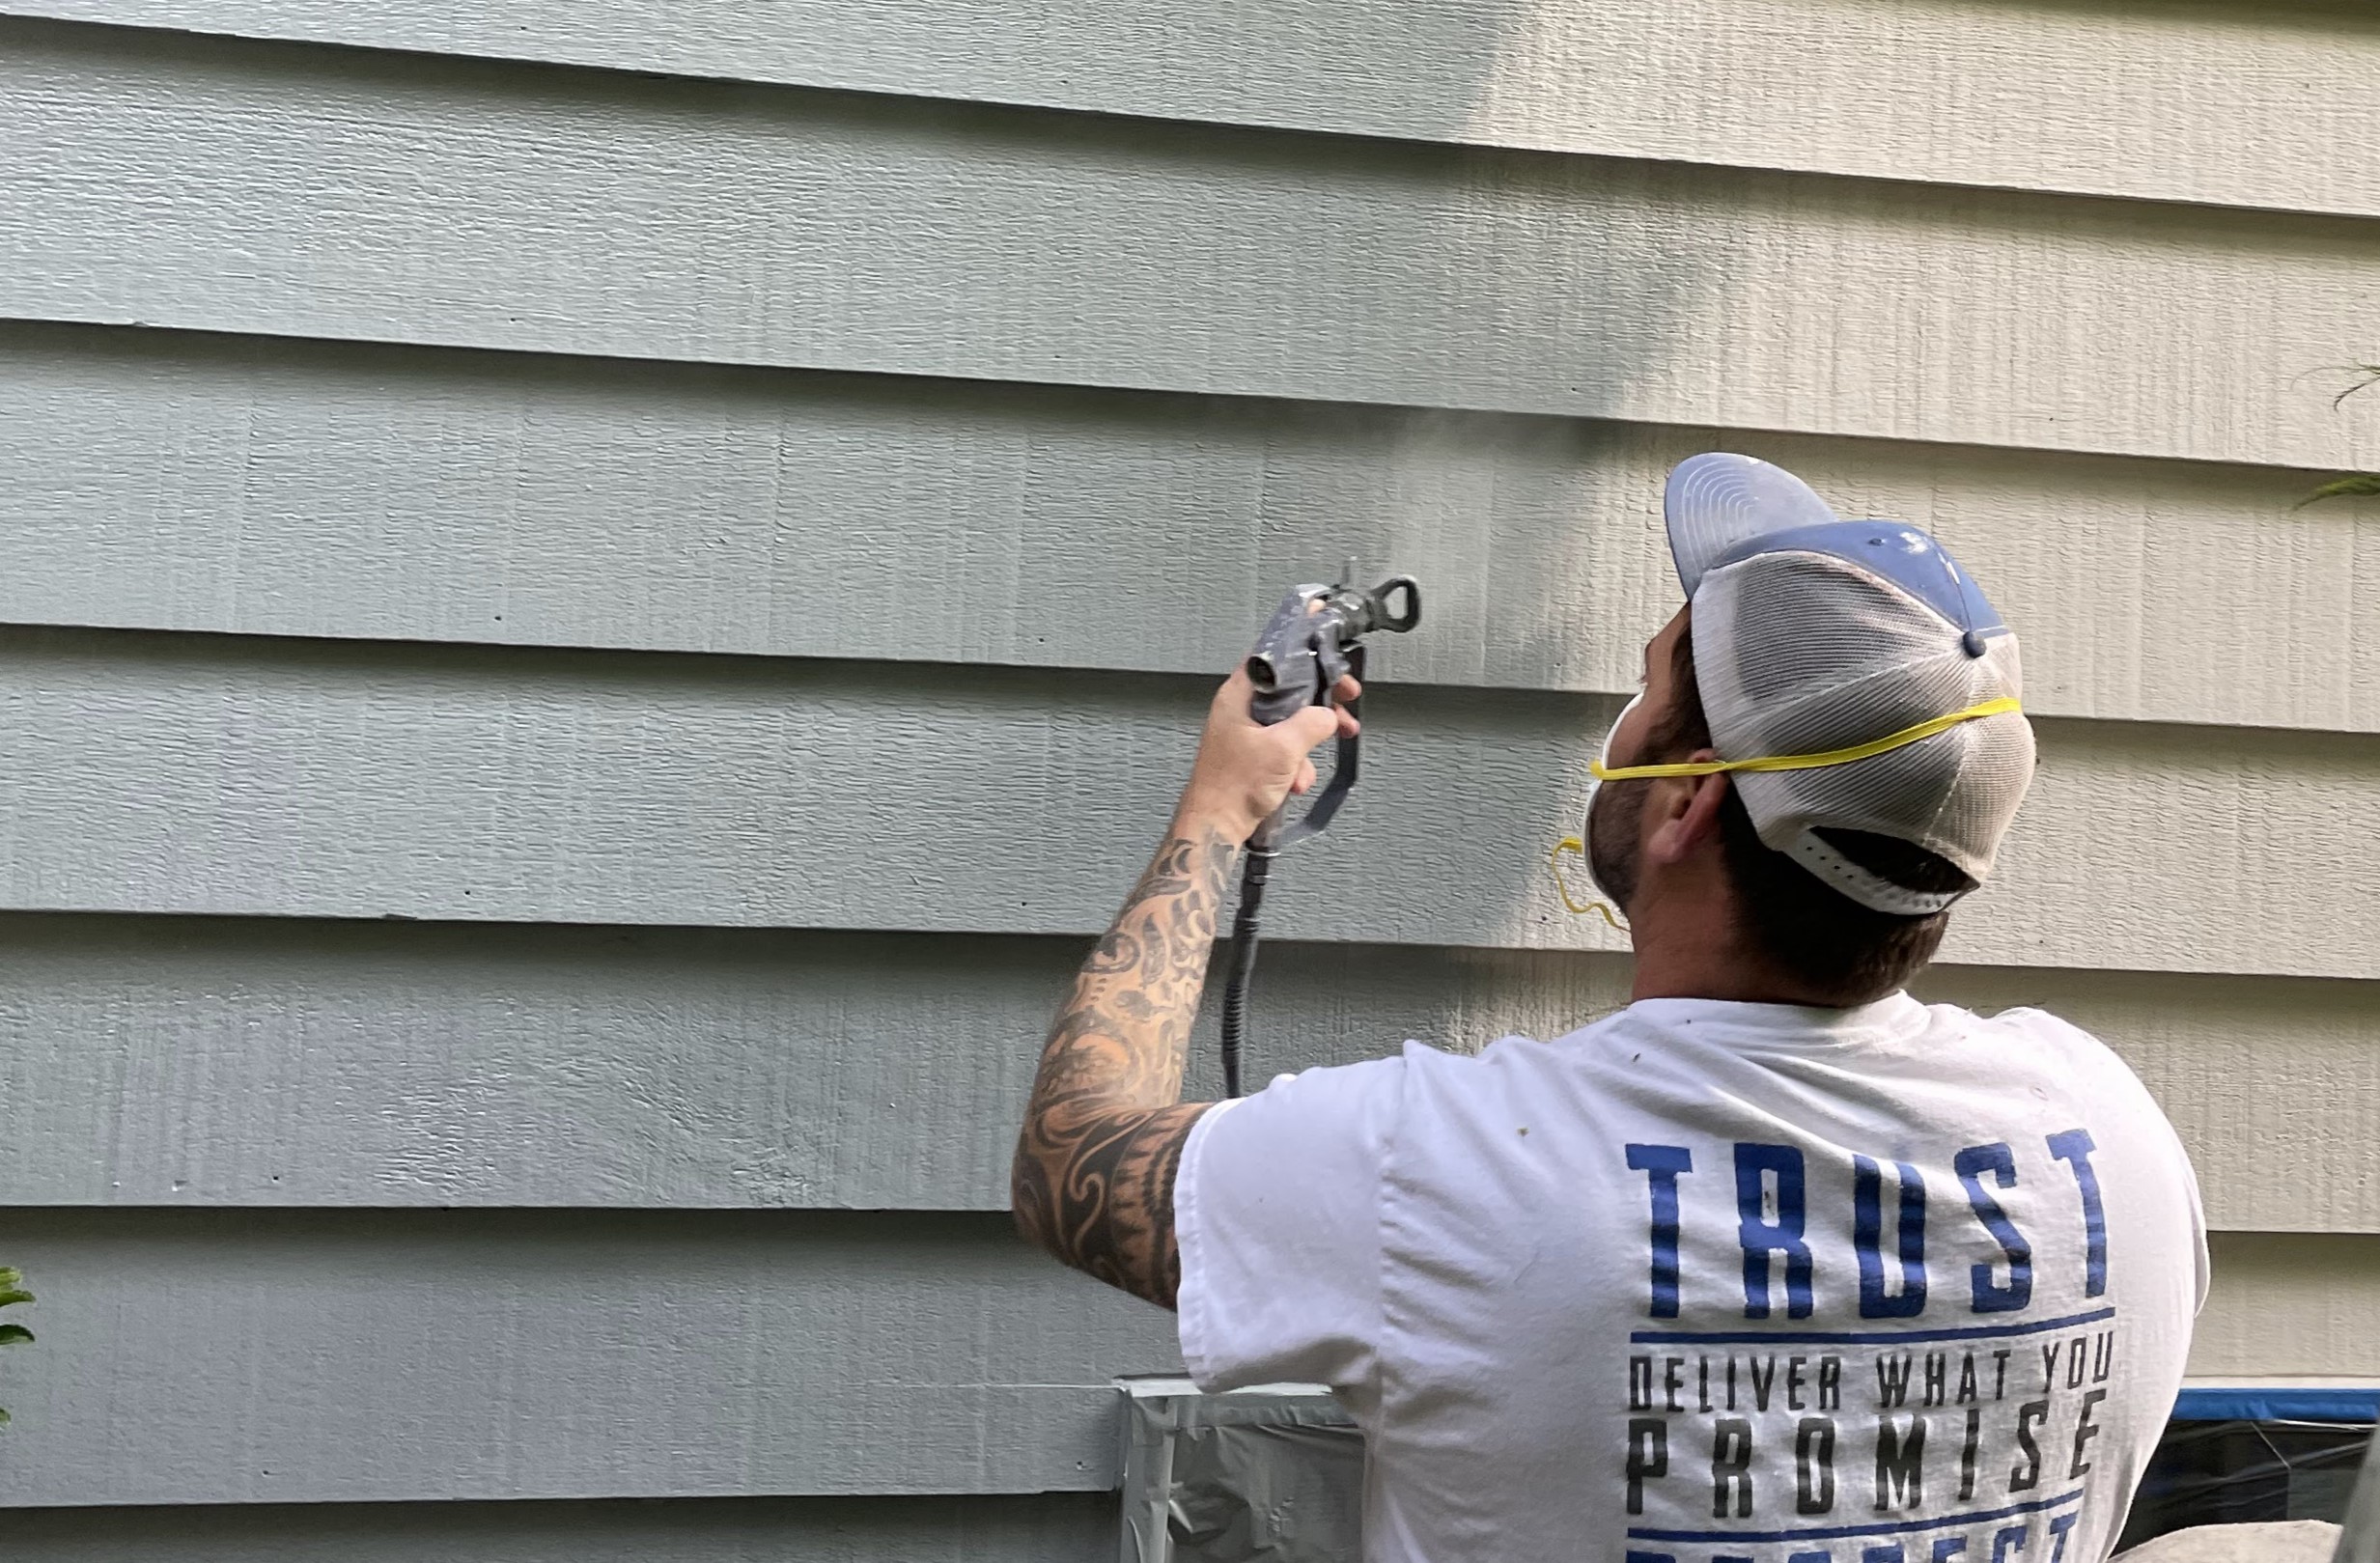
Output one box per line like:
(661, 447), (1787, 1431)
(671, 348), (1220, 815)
(1174, 1053), (1403, 1393)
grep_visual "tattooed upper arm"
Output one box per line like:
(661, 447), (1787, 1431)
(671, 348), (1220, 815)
(1013, 1099), (1209, 1308)
(1012, 830), (1235, 1309)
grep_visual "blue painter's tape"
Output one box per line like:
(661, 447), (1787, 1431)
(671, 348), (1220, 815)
(2172, 1386), (2380, 1423)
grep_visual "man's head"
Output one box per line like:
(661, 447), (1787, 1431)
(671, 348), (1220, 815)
(1584, 455), (2035, 1007)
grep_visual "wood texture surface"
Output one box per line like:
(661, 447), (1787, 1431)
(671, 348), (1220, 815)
(0, 628), (2369, 978)
(5, 321), (2372, 732)
(0, 1209), (1178, 1507)
(2190, 1234), (2380, 1381)
(3, 19), (2375, 471)
(0, 1209), (2360, 1506)
(5, 1493), (1115, 1561)
(0, 915), (2370, 1232)
(5, 0), (2374, 215)
(0, 2), (2369, 1533)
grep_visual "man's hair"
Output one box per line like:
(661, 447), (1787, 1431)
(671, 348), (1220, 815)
(1646, 626), (1976, 1003)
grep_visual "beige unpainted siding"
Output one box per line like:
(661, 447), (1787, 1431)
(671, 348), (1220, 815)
(0, 2), (2370, 1553)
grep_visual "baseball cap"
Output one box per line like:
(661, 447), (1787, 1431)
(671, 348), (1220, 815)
(1634, 452), (2035, 914)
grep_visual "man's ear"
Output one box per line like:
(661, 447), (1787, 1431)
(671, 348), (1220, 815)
(1645, 758), (1731, 865)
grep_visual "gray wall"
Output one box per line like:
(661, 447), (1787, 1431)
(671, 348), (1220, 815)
(0, 1), (2373, 1554)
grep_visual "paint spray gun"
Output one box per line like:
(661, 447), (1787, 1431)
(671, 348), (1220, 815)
(1219, 572), (1422, 1096)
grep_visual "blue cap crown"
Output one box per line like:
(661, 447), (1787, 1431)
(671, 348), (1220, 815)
(1709, 519), (2007, 656)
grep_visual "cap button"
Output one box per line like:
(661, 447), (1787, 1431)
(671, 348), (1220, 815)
(1961, 629), (1988, 658)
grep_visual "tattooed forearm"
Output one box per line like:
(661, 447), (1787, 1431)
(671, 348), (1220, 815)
(1012, 825), (1238, 1307)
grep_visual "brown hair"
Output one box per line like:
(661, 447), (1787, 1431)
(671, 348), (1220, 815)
(1646, 626), (1975, 1003)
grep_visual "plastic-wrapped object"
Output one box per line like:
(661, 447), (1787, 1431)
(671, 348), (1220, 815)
(1119, 1379), (1360, 1563)
(2338, 1429), (2380, 1563)
(2113, 1521), (2341, 1561)
(1113, 1382), (2375, 1562)
(2113, 1405), (2372, 1554)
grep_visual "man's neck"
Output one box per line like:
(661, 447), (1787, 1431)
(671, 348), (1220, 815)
(1626, 913), (1856, 1009)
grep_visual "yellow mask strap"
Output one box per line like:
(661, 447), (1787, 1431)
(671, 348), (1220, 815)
(1589, 696), (2021, 782)
(1548, 837), (1629, 932)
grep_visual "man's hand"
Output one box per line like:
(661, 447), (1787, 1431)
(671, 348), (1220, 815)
(1178, 668), (1362, 844)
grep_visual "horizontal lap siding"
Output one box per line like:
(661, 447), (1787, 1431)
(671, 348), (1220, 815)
(3, 0), (2375, 214)
(4, 321), (2373, 733)
(0, 0), (2369, 1543)
(0, 1209), (1177, 1506)
(0, 19), (2376, 470)
(2192, 1235), (2380, 1382)
(0, 629), (2369, 978)
(0, 1209), (2365, 1506)
(0, 916), (2371, 1232)
(6, 1493), (1116, 1563)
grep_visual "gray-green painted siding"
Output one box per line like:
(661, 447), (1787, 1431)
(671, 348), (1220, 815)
(0, 4), (2372, 1556)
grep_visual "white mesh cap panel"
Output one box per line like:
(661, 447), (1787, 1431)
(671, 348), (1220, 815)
(1691, 551), (2034, 884)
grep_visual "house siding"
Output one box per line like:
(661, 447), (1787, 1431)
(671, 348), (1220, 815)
(0, 4), (2371, 1554)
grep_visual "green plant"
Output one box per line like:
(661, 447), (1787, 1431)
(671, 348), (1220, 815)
(0, 1267), (31, 1428)
(2303, 364), (2380, 505)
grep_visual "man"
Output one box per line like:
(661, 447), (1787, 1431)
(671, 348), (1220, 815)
(1013, 454), (2206, 1562)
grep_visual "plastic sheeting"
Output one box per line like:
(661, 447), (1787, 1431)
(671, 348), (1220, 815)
(2115, 1421), (2374, 1551)
(2112, 1521), (2342, 1562)
(1119, 1380), (1360, 1563)
(1116, 1382), (2376, 1563)
(2338, 1432), (2380, 1563)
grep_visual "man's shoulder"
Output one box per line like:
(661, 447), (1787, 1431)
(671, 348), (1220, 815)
(1920, 1001), (2191, 1157)
(1194, 1048), (1415, 1154)
(1930, 997), (2131, 1069)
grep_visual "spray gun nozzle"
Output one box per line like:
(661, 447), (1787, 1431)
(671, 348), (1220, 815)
(1359, 574), (1422, 635)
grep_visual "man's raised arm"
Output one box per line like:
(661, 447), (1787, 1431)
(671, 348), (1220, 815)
(1009, 668), (1354, 1308)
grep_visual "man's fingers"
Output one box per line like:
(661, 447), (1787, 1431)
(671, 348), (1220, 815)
(1330, 675), (1362, 738)
(1282, 703), (1340, 750)
(1291, 758), (1318, 795)
(1214, 666), (1257, 719)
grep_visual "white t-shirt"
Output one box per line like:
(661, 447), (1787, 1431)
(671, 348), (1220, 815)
(1176, 993), (2207, 1563)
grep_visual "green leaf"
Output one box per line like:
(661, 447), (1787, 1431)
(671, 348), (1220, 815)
(0, 1289), (32, 1309)
(0, 1269), (18, 1288)
(0, 1407), (12, 1428)
(2299, 473), (2380, 507)
(0, 1325), (30, 1346)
